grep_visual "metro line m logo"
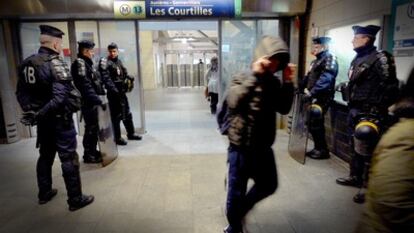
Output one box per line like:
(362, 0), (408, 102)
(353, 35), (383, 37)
(119, 4), (131, 16)
(408, 2), (414, 19)
(114, 1), (146, 18)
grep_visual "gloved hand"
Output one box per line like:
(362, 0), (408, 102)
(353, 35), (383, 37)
(303, 88), (313, 102)
(101, 103), (107, 111)
(21, 111), (38, 126)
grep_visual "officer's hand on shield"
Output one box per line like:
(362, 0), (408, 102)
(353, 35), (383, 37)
(21, 111), (38, 126)
(98, 95), (108, 111)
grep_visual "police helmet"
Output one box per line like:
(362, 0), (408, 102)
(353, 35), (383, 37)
(39, 25), (64, 38)
(312, 36), (331, 45)
(309, 104), (323, 119)
(352, 25), (381, 37)
(78, 40), (95, 49)
(353, 120), (380, 156)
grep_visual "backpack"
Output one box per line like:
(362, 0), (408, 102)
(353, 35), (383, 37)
(216, 97), (230, 135)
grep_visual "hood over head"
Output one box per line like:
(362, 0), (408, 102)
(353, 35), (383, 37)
(254, 36), (290, 71)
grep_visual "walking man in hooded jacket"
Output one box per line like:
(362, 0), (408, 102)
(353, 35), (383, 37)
(223, 36), (295, 233)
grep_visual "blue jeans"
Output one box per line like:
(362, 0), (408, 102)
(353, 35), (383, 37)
(226, 145), (278, 233)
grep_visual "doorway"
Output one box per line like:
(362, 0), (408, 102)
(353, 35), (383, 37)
(19, 20), (145, 136)
(18, 19), (286, 139)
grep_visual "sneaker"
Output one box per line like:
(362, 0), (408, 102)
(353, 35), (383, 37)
(68, 195), (94, 211)
(353, 193), (365, 204)
(127, 134), (142, 140)
(38, 189), (58, 205)
(223, 225), (243, 233)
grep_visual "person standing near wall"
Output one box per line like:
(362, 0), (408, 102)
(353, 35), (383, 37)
(355, 67), (414, 233)
(16, 25), (94, 211)
(99, 42), (142, 146)
(222, 36), (295, 233)
(205, 56), (219, 114)
(301, 36), (338, 159)
(335, 25), (399, 203)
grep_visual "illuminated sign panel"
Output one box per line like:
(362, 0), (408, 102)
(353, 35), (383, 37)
(114, 0), (241, 19)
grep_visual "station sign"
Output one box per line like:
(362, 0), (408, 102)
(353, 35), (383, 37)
(114, 0), (242, 19)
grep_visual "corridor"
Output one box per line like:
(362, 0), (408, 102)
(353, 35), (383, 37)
(0, 88), (363, 233)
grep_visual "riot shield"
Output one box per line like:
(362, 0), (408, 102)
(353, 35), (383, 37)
(98, 95), (118, 167)
(288, 93), (310, 164)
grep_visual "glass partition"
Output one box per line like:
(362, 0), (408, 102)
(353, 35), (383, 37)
(20, 22), (71, 64)
(98, 21), (143, 131)
(74, 21), (100, 62)
(220, 19), (280, 99)
(220, 20), (256, 98)
(326, 19), (381, 104)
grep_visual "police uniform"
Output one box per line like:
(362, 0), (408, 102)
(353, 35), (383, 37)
(336, 25), (399, 203)
(16, 25), (94, 211)
(98, 42), (141, 146)
(71, 40), (118, 163)
(302, 37), (338, 159)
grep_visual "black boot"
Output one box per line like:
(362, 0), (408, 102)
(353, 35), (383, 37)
(123, 113), (142, 140)
(309, 149), (330, 159)
(305, 149), (317, 157)
(83, 154), (102, 164)
(115, 137), (128, 145)
(38, 189), (58, 204)
(127, 134), (142, 140)
(336, 176), (362, 187)
(68, 194), (94, 211)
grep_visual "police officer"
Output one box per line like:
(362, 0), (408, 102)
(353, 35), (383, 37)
(98, 43), (142, 145)
(335, 25), (399, 203)
(301, 37), (338, 159)
(72, 40), (118, 163)
(16, 25), (94, 211)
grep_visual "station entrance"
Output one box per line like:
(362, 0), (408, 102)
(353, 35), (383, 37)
(14, 18), (292, 139)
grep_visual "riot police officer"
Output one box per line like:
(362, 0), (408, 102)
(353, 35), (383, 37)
(301, 37), (338, 159)
(72, 40), (118, 163)
(335, 25), (399, 203)
(16, 25), (94, 211)
(99, 43), (142, 146)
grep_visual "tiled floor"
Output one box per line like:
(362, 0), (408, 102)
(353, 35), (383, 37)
(0, 88), (363, 233)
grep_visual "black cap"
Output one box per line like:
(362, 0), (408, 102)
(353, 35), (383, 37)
(352, 25), (381, 37)
(108, 42), (118, 50)
(77, 40), (95, 49)
(312, 36), (331, 45)
(39, 25), (64, 38)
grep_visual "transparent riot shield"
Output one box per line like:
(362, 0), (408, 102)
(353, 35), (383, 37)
(98, 95), (118, 166)
(288, 93), (310, 164)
